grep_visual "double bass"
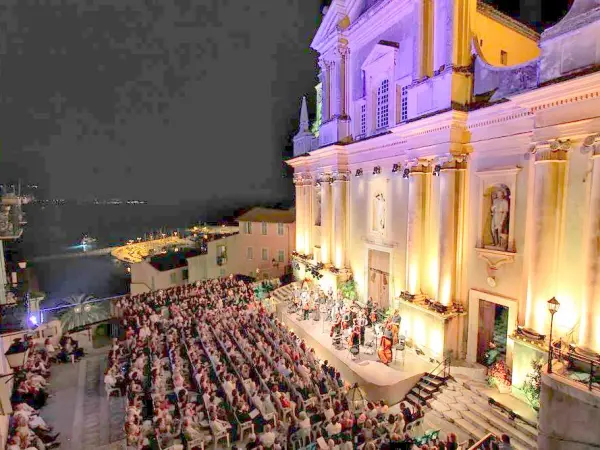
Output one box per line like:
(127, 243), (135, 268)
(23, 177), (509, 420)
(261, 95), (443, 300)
(377, 324), (394, 365)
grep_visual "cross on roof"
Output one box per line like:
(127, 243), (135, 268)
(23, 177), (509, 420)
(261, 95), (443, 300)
(49, 92), (67, 114)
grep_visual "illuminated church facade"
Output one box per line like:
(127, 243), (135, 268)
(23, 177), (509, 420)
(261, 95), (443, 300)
(287, 0), (600, 427)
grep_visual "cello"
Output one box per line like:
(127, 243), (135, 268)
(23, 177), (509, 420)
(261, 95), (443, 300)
(377, 324), (393, 365)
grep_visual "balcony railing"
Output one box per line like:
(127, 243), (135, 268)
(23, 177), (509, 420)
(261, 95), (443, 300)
(0, 194), (25, 240)
(551, 339), (600, 392)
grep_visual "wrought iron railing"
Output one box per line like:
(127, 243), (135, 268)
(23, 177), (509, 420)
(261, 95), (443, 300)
(552, 339), (599, 392)
(468, 432), (497, 449)
(415, 356), (451, 405)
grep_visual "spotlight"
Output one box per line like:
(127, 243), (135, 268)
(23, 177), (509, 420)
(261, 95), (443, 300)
(373, 166), (381, 175)
(402, 168), (410, 179)
(392, 164), (399, 173)
(355, 168), (363, 177)
(433, 165), (441, 176)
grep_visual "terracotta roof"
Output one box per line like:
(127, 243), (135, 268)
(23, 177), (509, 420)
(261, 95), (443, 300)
(149, 248), (204, 272)
(236, 207), (295, 224)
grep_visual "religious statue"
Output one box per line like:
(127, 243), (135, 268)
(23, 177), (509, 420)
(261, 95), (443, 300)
(374, 193), (386, 232)
(490, 187), (509, 250)
(314, 187), (322, 226)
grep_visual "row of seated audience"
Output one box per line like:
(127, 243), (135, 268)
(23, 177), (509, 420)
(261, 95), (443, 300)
(106, 277), (481, 450)
(7, 336), (61, 450)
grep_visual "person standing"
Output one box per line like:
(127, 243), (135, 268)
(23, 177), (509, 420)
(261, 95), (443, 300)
(357, 312), (368, 345)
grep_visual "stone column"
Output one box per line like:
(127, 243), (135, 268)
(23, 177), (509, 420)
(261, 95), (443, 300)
(320, 173), (333, 264)
(331, 42), (349, 119)
(319, 60), (331, 122)
(293, 174), (305, 253)
(303, 176), (313, 255)
(406, 161), (431, 295)
(526, 140), (570, 333)
(332, 171), (350, 268)
(437, 155), (467, 306)
(581, 136), (600, 351)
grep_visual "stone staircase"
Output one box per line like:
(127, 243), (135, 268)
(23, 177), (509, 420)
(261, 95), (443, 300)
(270, 282), (298, 305)
(405, 374), (449, 408)
(427, 378), (539, 450)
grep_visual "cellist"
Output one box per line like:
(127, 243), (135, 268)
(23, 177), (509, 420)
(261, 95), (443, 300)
(377, 323), (393, 365)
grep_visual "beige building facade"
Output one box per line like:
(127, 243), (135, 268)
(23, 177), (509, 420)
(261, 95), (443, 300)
(288, 1), (600, 430)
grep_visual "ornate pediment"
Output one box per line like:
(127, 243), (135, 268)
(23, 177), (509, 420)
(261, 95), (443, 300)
(361, 41), (399, 71)
(311, 1), (350, 53)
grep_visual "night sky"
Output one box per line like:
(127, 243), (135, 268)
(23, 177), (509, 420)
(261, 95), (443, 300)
(0, 0), (572, 207)
(0, 0), (322, 206)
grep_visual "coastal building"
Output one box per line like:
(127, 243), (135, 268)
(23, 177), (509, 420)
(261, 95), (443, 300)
(130, 207), (295, 294)
(287, 0), (600, 446)
(0, 192), (26, 305)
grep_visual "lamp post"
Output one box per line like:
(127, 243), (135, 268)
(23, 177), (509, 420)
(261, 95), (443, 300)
(547, 296), (560, 374)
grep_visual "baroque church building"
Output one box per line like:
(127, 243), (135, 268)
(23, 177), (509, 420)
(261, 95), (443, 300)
(288, 0), (600, 442)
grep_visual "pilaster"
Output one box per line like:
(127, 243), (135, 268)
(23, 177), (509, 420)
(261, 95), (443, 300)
(332, 170), (350, 269)
(581, 134), (600, 352)
(303, 176), (313, 254)
(436, 154), (468, 306)
(526, 139), (571, 333)
(319, 173), (333, 264)
(405, 159), (433, 295)
(293, 174), (304, 253)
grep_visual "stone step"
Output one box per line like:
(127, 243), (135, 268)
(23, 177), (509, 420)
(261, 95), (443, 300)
(487, 403), (539, 441)
(429, 399), (451, 414)
(461, 410), (504, 438)
(435, 393), (459, 406)
(406, 393), (424, 407)
(453, 418), (486, 441)
(468, 404), (538, 449)
(417, 381), (439, 393)
(411, 387), (433, 401)
(422, 376), (445, 387)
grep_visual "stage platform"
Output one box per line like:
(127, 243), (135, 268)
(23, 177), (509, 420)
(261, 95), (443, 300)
(276, 304), (435, 405)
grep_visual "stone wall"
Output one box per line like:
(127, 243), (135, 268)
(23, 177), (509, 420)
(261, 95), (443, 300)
(538, 371), (600, 449)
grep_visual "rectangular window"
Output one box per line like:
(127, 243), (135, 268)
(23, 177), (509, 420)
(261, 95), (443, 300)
(360, 104), (366, 137)
(401, 85), (409, 122)
(277, 223), (284, 235)
(182, 269), (189, 280)
(245, 222), (252, 234)
(261, 222), (268, 235)
(170, 272), (177, 284)
(262, 248), (268, 261)
(278, 250), (285, 263)
(247, 247), (253, 260)
(376, 79), (389, 129)
(500, 50), (508, 65)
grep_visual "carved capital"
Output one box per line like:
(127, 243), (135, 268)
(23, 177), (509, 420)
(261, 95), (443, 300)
(332, 170), (350, 182)
(582, 134), (600, 157)
(317, 173), (333, 185)
(404, 158), (433, 174)
(293, 173), (304, 185)
(530, 139), (571, 163)
(335, 42), (350, 58)
(436, 153), (469, 170)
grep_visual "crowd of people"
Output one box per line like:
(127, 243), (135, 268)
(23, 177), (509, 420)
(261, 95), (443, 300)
(105, 276), (474, 449)
(6, 336), (61, 450)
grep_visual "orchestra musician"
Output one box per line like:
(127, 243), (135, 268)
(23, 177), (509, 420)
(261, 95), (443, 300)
(377, 323), (394, 365)
(348, 322), (361, 359)
(357, 311), (368, 345)
(330, 313), (342, 337)
(366, 297), (375, 325)
(385, 310), (402, 345)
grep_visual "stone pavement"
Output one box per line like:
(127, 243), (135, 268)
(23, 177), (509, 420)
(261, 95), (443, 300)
(42, 347), (126, 450)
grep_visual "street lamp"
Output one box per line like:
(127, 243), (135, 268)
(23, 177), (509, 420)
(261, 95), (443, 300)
(547, 296), (561, 374)
(0, 338), (30, 381)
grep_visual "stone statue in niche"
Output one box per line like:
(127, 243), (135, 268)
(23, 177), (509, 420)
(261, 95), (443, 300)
(373, 193), (386, 233)
(314, 187), (322, 226)
(484, 185), (510, 251)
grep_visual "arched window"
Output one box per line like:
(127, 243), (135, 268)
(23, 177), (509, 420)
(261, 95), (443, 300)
(376, 79), (389, 129)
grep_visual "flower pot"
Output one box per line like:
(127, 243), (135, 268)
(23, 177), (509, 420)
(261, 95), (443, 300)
(497, 383), (511, 394)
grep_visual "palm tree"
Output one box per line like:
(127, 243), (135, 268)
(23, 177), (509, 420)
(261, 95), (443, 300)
(57, 294), (110, 332)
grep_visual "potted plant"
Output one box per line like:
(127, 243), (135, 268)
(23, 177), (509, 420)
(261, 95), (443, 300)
(521, 359), (542, 412)
(487, 359), (512, 394)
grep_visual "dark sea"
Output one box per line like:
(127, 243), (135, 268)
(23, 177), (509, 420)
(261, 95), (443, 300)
(7, 202), (217, 302)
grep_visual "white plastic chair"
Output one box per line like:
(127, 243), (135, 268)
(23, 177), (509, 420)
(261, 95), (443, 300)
(105, 385), (121, 398)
